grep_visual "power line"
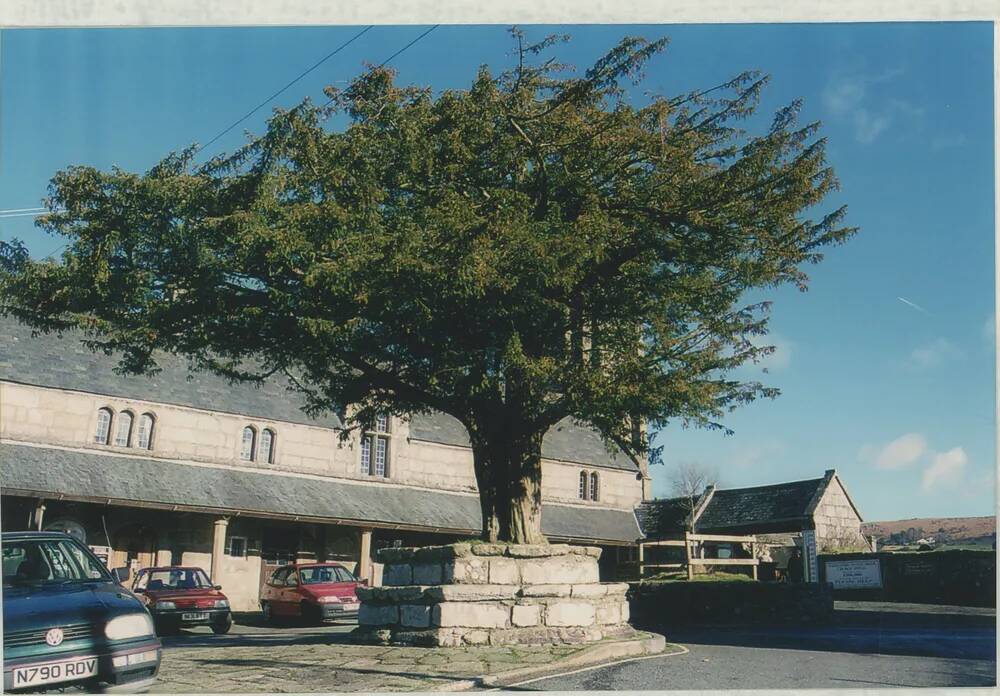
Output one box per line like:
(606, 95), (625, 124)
(323, 24), (440, 108)
(0, 207), (46, 214)
(0, 208), (66, 220)
(195, 25), (374, 156)
(0, 210), (61, 219)
(31, 25), (441, 260)
(382, 24), (439, 70)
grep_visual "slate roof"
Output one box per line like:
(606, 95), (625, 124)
(0, 316), (634, 471)
(0, 442), (642, 544)
(696, 478), (824, 532)
(636, 477), (826, 539)
(0, 317), (341, 429)
(634, 496), (694, 538)
(409, 412), (635, 472)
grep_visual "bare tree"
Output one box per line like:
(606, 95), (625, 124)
(669, 461), (721, 521)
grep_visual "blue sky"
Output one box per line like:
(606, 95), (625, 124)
(0, 23), (994, 521)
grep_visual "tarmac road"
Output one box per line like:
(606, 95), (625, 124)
(512, 602), (997, 691)
(512, 640), (995, 690)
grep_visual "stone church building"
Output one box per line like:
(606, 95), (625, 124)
(0, 317), (649, 610)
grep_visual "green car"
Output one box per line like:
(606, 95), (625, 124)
(2, 531), (162, 693)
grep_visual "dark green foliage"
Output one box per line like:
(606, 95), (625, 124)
(0, 31), (855, 541)
(0, 239), (28, 275)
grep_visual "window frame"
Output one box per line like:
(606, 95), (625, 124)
(94, 407), (114, 445)
(589, 471), (600, 502)
(114, 410), (134, 447)
(260, 428), (276, 464)
(136, 412), (156, 450)
(578, 470), (589, 500)
(360, 415), (391, 478)
(240, 425), (257, 461)
(227, 536), (248, 558)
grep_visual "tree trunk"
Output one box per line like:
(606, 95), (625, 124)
(469, 420), (547, 545)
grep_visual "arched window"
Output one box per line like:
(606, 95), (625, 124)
(94, 408), (113, 444)
(360, 415), (391, 477)
(578, 471), (589, 500)
(240, 426), (256, 461)
(589, 472), (600, 501)
(136, 413), (155, 450)
(260, 428), (275, 464)
(114, 411), (134, 447)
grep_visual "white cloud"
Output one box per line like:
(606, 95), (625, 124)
(743, 333), (793, 373)
(921, 447), (968, 491)
(822, 68), (919, 144)
(729, 439), (786, 470)
(906, 338), (964, 369)
(863, 432), (928, 470)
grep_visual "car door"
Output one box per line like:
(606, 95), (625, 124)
(263, 568), (288, 614)
(282, 570), (301, 616)
(131, 569), (151, 607)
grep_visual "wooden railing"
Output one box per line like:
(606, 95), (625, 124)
(638, 531), (761, 580)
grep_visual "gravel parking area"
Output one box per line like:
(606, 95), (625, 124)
(150, 619), (589, 692)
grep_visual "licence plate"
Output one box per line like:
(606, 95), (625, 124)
(12, 656), (98, 688)
(343, 602), (360, 611)
(182, 612), (210, 621)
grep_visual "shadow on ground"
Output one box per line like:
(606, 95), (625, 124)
(642, 605), (996, 661)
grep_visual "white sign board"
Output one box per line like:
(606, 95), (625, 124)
(824, 558), (883, 589)
(802, 529), (818, 583)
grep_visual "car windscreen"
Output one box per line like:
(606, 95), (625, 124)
(139, 568), (213, 591)
(299, 566), (355, 584)
(2, 537), (110, 587)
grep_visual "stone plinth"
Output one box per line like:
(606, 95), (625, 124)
(353, 542), (633, 647)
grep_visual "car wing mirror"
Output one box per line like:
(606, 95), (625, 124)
(112, 567), (129, 583)
(214, 584), (222, 590)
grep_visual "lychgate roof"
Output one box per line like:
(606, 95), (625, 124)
(696, 478), (826, 531)
(636, 475), (831, 538)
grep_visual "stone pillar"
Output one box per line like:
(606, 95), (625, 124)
(210, 518), (228, 584)
(359, 529), (373, 583)
(355, 543), (634, 647)
(33, 499), (46, 531)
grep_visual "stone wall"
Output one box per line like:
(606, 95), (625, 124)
(356, 543), (634, 646)
(812, 477), (868, 552)
(818, 550), (996, 607)
(0, 381), (642, 508)
(628, 580), (835, 627)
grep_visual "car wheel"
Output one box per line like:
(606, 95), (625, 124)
(154, 618), (179, 636)
(261, 601), (273, 624)
(212, 614), (233, 635)
(302, 601), (322, 625)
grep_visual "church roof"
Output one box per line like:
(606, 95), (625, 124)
(0, 316), (634, 471)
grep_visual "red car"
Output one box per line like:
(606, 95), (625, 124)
(259, 563), (363, 624)
(131, 567), (232, 635)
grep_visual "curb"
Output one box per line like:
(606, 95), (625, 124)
(473, 631), (668, 689)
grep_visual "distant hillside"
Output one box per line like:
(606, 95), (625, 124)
(863, 516), (996, 547)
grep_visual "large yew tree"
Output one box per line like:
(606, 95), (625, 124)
(0, 32), (855, 543)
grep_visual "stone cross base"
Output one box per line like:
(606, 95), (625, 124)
(353, 542), (632, 647)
